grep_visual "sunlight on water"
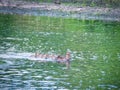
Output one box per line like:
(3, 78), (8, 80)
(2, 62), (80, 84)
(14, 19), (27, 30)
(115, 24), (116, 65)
(0, 55), (71, 89)
(0, 14), (120, 89)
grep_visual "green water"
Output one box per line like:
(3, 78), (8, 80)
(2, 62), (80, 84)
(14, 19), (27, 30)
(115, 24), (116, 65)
(0, 14), (120, 90)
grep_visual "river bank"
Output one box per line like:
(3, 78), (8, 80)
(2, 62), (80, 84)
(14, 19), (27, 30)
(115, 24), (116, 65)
(0, 0), (120, 21)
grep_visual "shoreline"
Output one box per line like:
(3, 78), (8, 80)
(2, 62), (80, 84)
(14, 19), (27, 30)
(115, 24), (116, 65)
(0, 2), (120, 21)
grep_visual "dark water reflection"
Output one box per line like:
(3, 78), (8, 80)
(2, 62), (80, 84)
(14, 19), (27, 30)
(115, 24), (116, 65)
(0, 14), (120, 89)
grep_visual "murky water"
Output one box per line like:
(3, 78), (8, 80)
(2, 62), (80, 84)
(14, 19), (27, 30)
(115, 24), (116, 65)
(0, 14), (120, 90)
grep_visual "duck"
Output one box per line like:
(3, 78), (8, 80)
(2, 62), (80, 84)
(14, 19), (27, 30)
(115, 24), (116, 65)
(56, 52), (70, 69)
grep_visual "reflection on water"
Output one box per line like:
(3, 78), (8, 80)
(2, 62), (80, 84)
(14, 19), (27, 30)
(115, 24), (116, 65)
(0, 57), (71, 90)
(0, 14), (120, 89)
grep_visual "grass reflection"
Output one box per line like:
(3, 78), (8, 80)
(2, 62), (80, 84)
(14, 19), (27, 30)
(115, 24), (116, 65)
(0, 13), (120, 89)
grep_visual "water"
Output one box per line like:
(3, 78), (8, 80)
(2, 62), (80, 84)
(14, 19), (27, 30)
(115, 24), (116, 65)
(0, 14), (120, 90)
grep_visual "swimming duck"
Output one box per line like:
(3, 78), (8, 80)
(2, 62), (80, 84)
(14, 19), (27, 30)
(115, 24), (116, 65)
(56, 52), (70, 69)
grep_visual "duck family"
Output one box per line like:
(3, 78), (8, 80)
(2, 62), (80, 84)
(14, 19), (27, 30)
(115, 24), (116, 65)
(33, 52), (71, 69)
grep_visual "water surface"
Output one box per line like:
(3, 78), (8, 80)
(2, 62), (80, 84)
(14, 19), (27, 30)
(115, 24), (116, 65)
(0, 14), (120, 90)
